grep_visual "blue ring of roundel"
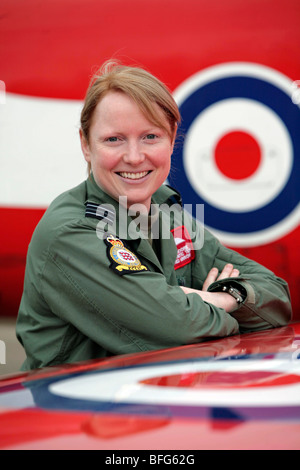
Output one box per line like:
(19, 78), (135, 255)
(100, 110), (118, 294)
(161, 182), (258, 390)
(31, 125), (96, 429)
(170, 76), (300, 234)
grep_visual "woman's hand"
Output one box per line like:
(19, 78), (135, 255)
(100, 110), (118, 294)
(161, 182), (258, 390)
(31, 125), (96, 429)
(202, 263), (240, 291)
(180, 264), (240, 313)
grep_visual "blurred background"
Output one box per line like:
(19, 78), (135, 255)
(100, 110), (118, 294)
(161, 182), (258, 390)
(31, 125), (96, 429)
(0, 0), (299, 376)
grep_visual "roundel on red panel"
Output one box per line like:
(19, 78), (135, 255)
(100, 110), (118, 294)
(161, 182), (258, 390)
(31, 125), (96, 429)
(171, 63), (300, 246)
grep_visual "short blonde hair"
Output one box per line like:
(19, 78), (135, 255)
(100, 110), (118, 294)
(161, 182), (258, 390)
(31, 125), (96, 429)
(80, 60), (181, 145)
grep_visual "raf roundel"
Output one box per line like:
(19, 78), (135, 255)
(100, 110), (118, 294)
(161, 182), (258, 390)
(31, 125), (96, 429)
(171, 63), (300, 246)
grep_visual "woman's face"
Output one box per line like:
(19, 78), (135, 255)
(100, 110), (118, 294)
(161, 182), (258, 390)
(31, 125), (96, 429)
(80, 91), (175, 212)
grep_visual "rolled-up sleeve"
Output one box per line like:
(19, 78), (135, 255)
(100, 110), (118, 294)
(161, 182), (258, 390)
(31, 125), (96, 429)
(191, 226), (292, 333)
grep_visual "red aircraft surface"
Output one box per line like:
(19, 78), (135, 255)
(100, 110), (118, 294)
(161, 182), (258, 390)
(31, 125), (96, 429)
(0, 323), (299, 450)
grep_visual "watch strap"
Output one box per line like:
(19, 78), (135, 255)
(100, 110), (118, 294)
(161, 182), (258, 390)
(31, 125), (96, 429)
(221, 285), (244, 304)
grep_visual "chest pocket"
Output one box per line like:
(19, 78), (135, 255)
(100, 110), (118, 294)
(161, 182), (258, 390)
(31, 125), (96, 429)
(175, 264), (192, 287)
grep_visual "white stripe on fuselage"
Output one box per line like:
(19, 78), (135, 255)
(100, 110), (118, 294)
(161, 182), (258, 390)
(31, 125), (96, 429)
(0, 93), (86, 207)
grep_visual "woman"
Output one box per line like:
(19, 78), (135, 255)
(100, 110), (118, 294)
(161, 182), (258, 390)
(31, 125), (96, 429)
(16, 61), (292, 370)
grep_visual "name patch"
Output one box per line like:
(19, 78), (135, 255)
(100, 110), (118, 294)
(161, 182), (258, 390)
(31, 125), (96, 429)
(171, 226), (195, 270)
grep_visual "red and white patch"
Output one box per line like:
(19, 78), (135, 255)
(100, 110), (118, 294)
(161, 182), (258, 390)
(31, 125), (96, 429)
(171, 226), (195, 270)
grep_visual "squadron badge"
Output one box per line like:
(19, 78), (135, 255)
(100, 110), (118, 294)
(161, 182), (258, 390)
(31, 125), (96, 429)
(104, 235), (148, 276)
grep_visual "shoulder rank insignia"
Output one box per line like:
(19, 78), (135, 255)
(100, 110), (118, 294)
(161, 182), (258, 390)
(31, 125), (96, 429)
(104, 235), (149, 276)
(85, 201), (115, 225)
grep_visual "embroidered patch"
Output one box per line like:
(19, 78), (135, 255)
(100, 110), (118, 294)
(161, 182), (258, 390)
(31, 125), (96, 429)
(171, 226), (195, 270)
(104, 235), (149, 276)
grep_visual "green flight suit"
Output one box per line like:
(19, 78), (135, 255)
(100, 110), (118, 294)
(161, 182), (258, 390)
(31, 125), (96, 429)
(16, 176), (292, 370)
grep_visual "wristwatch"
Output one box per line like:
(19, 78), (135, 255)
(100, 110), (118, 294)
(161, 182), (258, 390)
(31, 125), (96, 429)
(221, 285), (244, 304)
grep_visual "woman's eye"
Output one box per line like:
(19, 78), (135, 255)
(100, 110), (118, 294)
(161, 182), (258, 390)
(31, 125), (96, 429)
(107, 136), (119, 142)
(145, 134), (157, 140)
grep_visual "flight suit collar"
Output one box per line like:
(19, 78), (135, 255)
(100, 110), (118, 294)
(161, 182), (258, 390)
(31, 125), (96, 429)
(85, 175), (178, 275)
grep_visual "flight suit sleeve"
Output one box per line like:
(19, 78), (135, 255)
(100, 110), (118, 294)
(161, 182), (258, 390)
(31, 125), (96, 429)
(40, 221), (239, 356)
(190, 224), (292, 333)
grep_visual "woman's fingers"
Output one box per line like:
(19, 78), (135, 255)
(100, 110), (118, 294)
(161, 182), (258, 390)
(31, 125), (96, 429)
(202, 264), (240, 291)
(231, 268), (240, 277)
(217, 263), (240, 280)
(202, 267), (219, 291)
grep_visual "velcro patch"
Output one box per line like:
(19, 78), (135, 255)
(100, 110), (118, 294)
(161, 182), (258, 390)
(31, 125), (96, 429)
(171, 226), (195, 270)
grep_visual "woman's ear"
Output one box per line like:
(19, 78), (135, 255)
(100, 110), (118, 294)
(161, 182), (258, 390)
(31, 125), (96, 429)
(79, 128), (91, 163)
(171, 123), (178, 151)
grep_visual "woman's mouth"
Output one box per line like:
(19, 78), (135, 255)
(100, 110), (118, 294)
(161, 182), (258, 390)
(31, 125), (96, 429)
(117, 171), (151, 180)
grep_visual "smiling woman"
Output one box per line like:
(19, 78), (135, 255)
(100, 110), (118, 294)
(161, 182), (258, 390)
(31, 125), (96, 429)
(80, 91), (175, 212)
(16, 61), (292, 371)
(81, 61), (180, 185)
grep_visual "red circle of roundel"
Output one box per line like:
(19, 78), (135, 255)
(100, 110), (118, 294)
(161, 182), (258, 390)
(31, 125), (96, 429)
(141, 371), (300, 389)
(214, 130), (262, 180)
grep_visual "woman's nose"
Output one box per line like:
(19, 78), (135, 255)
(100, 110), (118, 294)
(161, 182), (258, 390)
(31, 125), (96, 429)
(123, 142), (145, 165)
